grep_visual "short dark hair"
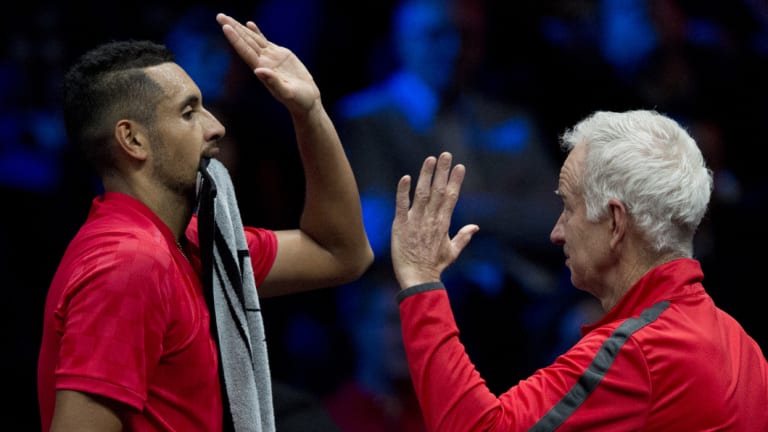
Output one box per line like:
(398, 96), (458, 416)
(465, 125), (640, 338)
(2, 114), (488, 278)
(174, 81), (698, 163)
(62, 40), (175, 174)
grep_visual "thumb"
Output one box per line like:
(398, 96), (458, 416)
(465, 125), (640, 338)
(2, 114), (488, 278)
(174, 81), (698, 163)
(452, 224), (479, 255)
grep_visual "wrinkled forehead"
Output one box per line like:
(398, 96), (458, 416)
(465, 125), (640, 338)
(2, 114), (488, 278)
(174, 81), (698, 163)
(559, 143), (586, 193)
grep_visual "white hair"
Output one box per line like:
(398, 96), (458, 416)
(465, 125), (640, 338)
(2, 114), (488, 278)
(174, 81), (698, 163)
(560, 110), (713, 256)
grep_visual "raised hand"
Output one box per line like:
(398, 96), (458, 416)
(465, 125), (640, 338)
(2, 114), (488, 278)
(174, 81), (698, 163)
(216, 13), (320, 115)
(391, 152), (479, 288)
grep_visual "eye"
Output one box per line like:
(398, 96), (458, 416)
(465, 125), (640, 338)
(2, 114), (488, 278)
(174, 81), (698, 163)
(182, 109), (195, 120)
(554, 190), (565, 207)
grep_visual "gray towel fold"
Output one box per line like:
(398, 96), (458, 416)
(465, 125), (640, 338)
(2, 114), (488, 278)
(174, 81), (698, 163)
(197, 158), (275, 432)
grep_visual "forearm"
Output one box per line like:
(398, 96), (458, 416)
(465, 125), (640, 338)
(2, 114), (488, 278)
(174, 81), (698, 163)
(399, 284), (504, 431)
(51, 391), (123, 432)
(291, 100), (372, 271)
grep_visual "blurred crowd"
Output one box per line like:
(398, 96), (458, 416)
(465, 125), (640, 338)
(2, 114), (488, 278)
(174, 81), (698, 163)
(3, 0), (768, 429)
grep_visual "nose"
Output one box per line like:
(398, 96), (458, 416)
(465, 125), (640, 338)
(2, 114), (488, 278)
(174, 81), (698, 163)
(550, 213), (565, 245)
(204, 109), (226, 142)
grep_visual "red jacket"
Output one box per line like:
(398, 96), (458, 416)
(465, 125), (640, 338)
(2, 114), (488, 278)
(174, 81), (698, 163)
(399, 259), (768, 431)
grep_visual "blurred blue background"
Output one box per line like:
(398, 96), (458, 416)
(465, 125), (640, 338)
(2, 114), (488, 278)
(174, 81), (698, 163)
(3, 0), (768, 429)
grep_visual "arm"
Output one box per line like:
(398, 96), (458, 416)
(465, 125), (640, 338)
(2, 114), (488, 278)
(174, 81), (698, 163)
(391, 152), (501, 432)
(216, 13), (373, 296)
(391, 153), (652, 431)
(50, 390), (123, 432)
(399, 289), (653, 431)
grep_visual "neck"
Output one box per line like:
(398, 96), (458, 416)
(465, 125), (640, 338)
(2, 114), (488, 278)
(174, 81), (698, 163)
(601, 248), (685, 311)
(103, 175), (195, 241)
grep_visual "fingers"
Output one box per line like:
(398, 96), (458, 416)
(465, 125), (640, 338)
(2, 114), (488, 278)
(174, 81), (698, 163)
(216, 13), (270, 66)
(409, 152), (465, 216)
(453, 224), (480, 254)
(427, 152), (465, 221)
(246, 21), (265, 41)
(393, 152), (466, 221)
(394, 174), (412, 222)
(443, 162), (465, 216)
(432, 152), (452, 190)
(412, 156), (437, 212)
(217, 14), (267, 46)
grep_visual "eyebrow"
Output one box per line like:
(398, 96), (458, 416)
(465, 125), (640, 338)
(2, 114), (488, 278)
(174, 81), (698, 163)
(177, 94), (201, 111)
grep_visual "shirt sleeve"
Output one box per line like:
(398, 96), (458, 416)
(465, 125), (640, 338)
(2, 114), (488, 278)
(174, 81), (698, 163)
(399, 286), (507, 431)
(244, 226), (277, 286)
(399, 285), (652, 431)
(185, 214), (277, 287)
(54, 233), (169, 411)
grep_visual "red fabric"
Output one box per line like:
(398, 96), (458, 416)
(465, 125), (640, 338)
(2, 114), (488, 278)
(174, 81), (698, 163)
(400, 258), (768, 431)
(38, 192), (277, 431)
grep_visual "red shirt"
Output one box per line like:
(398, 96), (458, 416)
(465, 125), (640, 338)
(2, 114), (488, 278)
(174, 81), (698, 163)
(38, 192), (277, 431)
(399, 259), (768, 431)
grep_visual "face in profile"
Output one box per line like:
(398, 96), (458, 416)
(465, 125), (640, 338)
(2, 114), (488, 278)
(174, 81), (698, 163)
(142, 63), (224, 199)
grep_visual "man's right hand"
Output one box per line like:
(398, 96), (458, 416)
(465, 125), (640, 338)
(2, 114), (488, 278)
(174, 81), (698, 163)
(390, 152), (479, 289)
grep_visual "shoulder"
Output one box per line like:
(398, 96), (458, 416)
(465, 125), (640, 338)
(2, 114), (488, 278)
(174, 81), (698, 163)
(76, 193), (173, 265)
(60, 218), (176, 301)
(76, 219), (170, 265)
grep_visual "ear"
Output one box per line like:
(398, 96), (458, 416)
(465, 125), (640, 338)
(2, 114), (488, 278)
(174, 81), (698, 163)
(607, 198), (628, 249)
(114, 119), (150, 162)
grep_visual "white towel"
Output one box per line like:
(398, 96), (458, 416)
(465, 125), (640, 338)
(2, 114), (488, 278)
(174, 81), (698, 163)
(197, 157), (275, 432)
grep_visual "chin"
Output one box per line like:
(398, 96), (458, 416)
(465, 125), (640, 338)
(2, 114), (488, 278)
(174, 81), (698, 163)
(567, 270), (580, 289)
(569, 274), (590, 293)
(202, 147), (221, 159)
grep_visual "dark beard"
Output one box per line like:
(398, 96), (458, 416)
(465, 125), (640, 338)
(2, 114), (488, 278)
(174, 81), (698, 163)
(147, 137), (199, 203)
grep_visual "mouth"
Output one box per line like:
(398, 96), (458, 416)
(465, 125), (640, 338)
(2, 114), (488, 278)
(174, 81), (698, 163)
(202, 145), (220, 158)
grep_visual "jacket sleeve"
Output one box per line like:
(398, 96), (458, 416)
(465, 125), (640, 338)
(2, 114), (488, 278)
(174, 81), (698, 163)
(399, 287), (651, 431)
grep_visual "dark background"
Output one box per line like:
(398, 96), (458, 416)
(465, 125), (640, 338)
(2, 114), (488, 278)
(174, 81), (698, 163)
(3, 0), (768, 429)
